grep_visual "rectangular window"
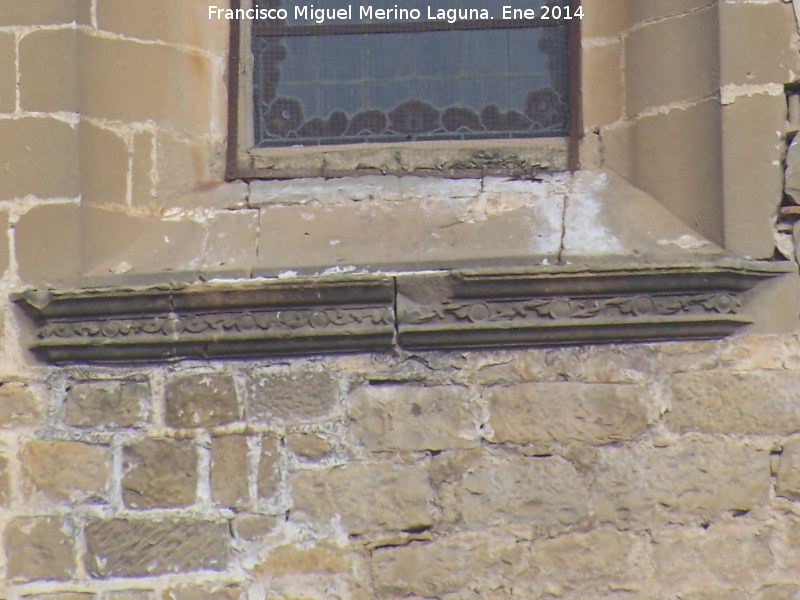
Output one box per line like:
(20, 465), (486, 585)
(227, 1), (580, 178)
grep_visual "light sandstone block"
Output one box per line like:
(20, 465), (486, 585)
(723, 93), (787, 259)
(15, 203), (82, 286)
(582, 41), (623, 130)
(290, 462), (436, 534)
(455, 451), (590, 533)
(0, 0), (81, 25)
(0, 118), (79, 200)
(625, 6), (718, 118)
(0, 32), (15, 113)
(720, 1), (800, 87)
(347, 384), (478, 451)
(487, 381), (648, 446)
(80, 34), (215, 135)
(372, 531), (525, 598)
(80, 122), (129, 206)
(668, 370), (800, 435)
(19, 28), (78, 113)
(777, 436), (800, 502)
(592, 438), (770, 527)
(21, 440), (109, 502)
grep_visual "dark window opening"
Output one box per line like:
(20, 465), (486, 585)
(251, 1), (572, 147)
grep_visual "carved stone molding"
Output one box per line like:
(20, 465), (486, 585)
(14, 278), (396, 362)
(13, 263), (792, 363)
(396, 265), (787, 349)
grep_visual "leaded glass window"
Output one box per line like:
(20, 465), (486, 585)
(251, 1), (573, 147)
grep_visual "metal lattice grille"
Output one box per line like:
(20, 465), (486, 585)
(252, 1), (571, 147)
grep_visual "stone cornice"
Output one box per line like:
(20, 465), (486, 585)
(13, 263), (792, 363)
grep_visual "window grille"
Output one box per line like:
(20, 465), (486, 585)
(250, 1), (573, 147)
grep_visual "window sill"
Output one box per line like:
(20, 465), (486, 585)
(237, 137), (568, 180)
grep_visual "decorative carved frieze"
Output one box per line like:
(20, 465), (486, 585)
(14, 278), (396, 363)
(13, 263), (791, 363)
(395, 265), (788, 350)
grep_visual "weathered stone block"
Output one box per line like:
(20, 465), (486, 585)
(122, 439), (197, 508)
(15, 203), (82, 286)
(80, 34), (215, 135)
(777, 436), (800, 502)
(347, 384), (477, 452)
(202, 210), (258, 277)
(0, 120), (79, 200)
(80, 122), (129, 206)
(284, 432), (332, 459)
(723, 93), (787, 259)
(211, 435), (249, 508)
(0, 0), (80, 25)
(247, 368), (339, 421)
(81, 206), (206, 281)
(487, 381), (648, 447)
(255, 542), (356, 577)
(625, 6), (718, 117)
(97, 0), (228, 50)
(65, 379), (149, 428)
(290, 462), (436, 534)
(592, 438), (770, 526)
(24, 594), (94, 600)
(165, 373), (239, 428)
(582, 41), (623, 129)
(257, 434), (279, 499)
(19, 28), (78, 113)
(757, 585), (800, 600)
(21, 440), (110, 502)
(373, 531), (525, 598)
(530, 527), (643, 591)
(627, 0), (714, 26)
(6, 517), (75, 582)
(232, 514), (280, 541)
(456, 451), (590, 533)
(631, 97), (723, 246)
(154, 132), (218, 204)
(0, 382), (43, 427)
(720, 1), (800, 87)
(0, 453), (9, 507)
(131, 130), (155, 206)
(163, 586), (244, 600)
(652, 521), (773, 592)
(581, 0), (627, 38)
(84, 518), (229, 577)
(103, 593), (155, 600)
(0, 33), (15, 113)
(255, 192), (562, 275)
(668, 370), (800, 435)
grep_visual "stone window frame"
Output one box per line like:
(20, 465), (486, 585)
(225, 0), (583, 180)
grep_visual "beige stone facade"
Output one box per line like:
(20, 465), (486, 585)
(1, 0), (800, 598)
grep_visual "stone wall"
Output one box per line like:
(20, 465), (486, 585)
(1, 0), (800, 598)
(0, 340), (800, 598)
